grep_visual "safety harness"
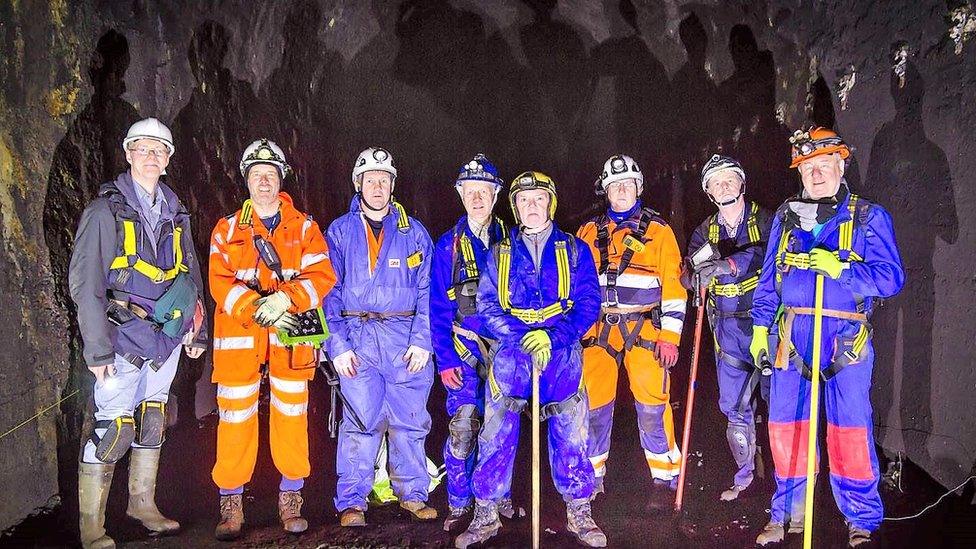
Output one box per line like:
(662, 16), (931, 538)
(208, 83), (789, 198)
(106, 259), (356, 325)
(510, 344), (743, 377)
(581, 208), (662, 365)
(487, 232), (583, 419)
(773, 194), (871, 381)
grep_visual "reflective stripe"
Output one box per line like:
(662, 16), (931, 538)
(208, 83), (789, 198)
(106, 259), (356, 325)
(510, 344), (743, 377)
(235, 268), (258, 281)
(644, 447), (681, 464)
(598, 272), (661, 290)
(661, 298), (685, 314)
(214, 336), (254, 350)
(710, 275), (760, 297)
(218, 401), (258, 423)
(459, 234), (478, 279)
(661, 316), (683, 334)
(590, 452), (610, 477)
(225, 216), (237, 242)
(301, 253), (327, 269)
(270, 377), (307, 394)
(300, 279), (319, 305)
(217, 381), (260, 400)
(270, 393), (308, 416)
(282, 268), (299, 280)
(301, 218), (312, 239)
(223, 285), (249, 314)
(214, 232), (224, 245)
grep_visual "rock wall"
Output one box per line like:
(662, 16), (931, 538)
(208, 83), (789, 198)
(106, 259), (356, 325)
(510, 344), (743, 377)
(1, 0), (973, 529)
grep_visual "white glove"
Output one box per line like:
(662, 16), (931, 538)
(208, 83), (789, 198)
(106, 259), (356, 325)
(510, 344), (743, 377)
(253, 291), (291, 327)
(333, 350), (359, 378)
(271, 312), (301, 332)
(404, 345), (431, 373)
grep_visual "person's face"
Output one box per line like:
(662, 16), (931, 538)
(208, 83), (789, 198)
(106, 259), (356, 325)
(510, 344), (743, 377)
(125, 138), (170, 181)
(459, 180), (496, 224)
(246, 164), (281, 207)
(515, 188), (551, 230)
(360, 170), (393, 210)
(705, 170), (744, 204)
(798, 153), (844, 199)
(606, 178), (638, 212)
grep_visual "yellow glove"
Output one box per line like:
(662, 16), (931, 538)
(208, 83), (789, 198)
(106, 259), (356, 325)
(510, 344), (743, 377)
(531, 348), (552, 372)
(520, 330), (552, 354)
(809, 248), (847, 280)
(750, 325), (770, 369)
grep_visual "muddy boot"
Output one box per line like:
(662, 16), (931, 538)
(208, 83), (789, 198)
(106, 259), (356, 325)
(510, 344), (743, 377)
(278, 491), (308, 534)
(455, 500), (501, 548)
(126, 448), (180, 535)
(645, 478), (676, 513)
(498, 497), (525, 519)
(444, 505), (471, 532)
(79, 462), (116, 549)
(400, 499), (438, 520)
(848, 524), (872, 547)
(566, 498), (607, 547)
(719, 483), (749, 502)
(214, 494), (244, 541)
(756, 521), (785, 546)
(339, 507), (366, 527)
(591, 476), (605, 500)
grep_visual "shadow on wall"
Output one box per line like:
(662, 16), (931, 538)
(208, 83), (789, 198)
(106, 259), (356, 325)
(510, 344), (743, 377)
(869, 58), (958, 472)
(42, 27), (141, 534)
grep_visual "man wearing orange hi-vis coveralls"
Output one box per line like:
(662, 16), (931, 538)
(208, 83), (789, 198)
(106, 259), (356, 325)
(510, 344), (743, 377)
(576, 154), (687, 511)
(456, 171), (606, 549)
(751, 128), (904, 547)
(208, 139), (336, 540)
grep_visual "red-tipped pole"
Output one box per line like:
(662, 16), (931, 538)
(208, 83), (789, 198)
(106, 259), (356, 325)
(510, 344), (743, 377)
(675, 284), (707, 512)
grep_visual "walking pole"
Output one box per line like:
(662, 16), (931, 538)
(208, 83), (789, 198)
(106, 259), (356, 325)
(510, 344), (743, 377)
(803, 274), (825, 549)
(675, 282), (707, 511)
(531, 363), (541, 549)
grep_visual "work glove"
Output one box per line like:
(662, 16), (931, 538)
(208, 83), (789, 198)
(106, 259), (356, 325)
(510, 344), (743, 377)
(404, 345), (431, 373)
(253, 291), (292, 327)
(750, 325), (774, 369)
(530, 348), (552, 372)
(654, 341), (679, 369)
(333, 350), (359, 378)
(271, 312), (301, 333)
(809, 248), (847, 280)
(440, 367), (463, 390)
(697, 258), (735, 287)
(521, 330), (553, 372)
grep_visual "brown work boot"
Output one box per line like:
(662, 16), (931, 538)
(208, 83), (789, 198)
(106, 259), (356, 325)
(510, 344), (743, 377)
(756, 521), (787, 546)
(214, 494), (244, 541)
(79, 462), (116, 549)
(339, 507), (366, 527)
(848, 524), (872, 547)
(566, 498), (608, 547)
(720, 484), (748, 502)
(400, 499), (438, 520)
(278, 490), (308, 534)
(126, 448), (180, 535)
(455, 500), (501, 549)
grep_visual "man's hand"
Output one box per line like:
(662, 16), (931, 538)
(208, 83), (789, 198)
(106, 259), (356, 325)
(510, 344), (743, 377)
(697, 258), (735, 287)
(333, 350), (359, 378)
(654, 341), (679, 369)
(184, 346), (204, 359)
(88, 363), (116, 384)
(271, 312), (301, 333)
(404, 345), (431, 373)
(809, 248), (846, 280)
(750, 325), (773, 369)
(530, 348), (552, 372)
(440, 367), (463, 389)
(253, 291), (292, 327)
(521, 330), (553, 372)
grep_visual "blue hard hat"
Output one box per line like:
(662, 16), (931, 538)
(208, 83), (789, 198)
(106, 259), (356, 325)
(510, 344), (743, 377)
(455, 154), (503, 188)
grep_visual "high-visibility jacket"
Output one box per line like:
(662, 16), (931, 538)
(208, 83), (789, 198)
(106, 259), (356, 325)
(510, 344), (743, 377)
(577, 207), (686, 346)
(209, 192), (336, 383)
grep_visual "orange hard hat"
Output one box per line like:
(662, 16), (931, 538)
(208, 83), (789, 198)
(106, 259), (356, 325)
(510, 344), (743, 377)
(789, 127), (851, 168)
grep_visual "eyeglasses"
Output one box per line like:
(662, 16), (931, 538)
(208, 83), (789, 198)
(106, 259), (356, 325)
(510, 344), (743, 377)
(129, 145), (169, 158)
(606, 180), (637, 191)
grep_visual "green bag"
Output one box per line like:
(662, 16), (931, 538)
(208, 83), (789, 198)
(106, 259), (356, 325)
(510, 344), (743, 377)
(152, 272), (198, 338)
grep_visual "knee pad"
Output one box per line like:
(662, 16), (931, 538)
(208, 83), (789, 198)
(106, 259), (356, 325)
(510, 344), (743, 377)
(726, 422), (755, 466)
(448, 404), (481, 459)
(91, 416), (136, 463)
(134, 400), (167, 447)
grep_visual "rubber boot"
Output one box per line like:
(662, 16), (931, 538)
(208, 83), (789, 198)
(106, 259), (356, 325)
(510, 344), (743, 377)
(278, 490), (308, 534)
(400, 499), (438, 520)
(848, 524), (872, 547)
(339, 507), (366, 527)
(126, 448), (180, 535)
(455, 500), (501, 549)
(566, 498), (608, 547)
(443, 505), (471, 532)
(215, 494), (244, 541)
(78, 461), (116, 549)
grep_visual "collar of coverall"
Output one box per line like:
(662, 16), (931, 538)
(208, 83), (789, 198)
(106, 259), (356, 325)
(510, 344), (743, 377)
(785, 180), (850, 231)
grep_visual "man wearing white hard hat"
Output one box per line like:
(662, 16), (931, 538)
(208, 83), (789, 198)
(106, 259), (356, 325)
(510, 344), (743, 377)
(69, 117), (208, 548)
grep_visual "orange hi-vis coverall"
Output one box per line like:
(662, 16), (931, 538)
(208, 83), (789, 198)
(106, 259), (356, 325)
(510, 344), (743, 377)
(208, 192), (336, 491)
(577, 206), (687, 483)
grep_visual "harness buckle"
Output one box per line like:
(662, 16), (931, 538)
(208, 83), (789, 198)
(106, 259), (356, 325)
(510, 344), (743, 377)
(605, 287), (619, 307)
(604, 312), (621, 326)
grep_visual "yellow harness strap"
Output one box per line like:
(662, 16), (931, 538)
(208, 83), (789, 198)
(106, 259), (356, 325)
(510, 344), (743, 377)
(775, 194), (863, 278)
(110, 220), (188, 283)
(498, 238), (574, 325)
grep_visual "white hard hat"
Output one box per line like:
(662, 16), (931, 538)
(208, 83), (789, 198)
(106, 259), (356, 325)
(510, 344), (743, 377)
(240, 139), (291, 179)
(352, 147), (397, 190)
(597, 154), (643, 194)
(122, 118), (175, 156)
(700, 154), (745, 192)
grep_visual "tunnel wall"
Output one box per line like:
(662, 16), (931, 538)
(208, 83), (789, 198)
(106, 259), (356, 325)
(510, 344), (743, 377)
(1, 0), (973, 529)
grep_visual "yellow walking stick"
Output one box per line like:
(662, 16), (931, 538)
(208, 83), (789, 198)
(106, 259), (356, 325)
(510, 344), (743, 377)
(803, 274), (825, 549)
(531, 362), (541, 549)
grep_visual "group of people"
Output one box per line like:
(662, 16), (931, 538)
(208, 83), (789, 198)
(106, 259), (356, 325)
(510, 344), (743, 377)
(68, 118), (903, 549)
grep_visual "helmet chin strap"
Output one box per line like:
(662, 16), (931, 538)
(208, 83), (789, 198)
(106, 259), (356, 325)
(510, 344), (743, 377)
(710, 189), (744, 207)
(359, 192), (390, 212)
